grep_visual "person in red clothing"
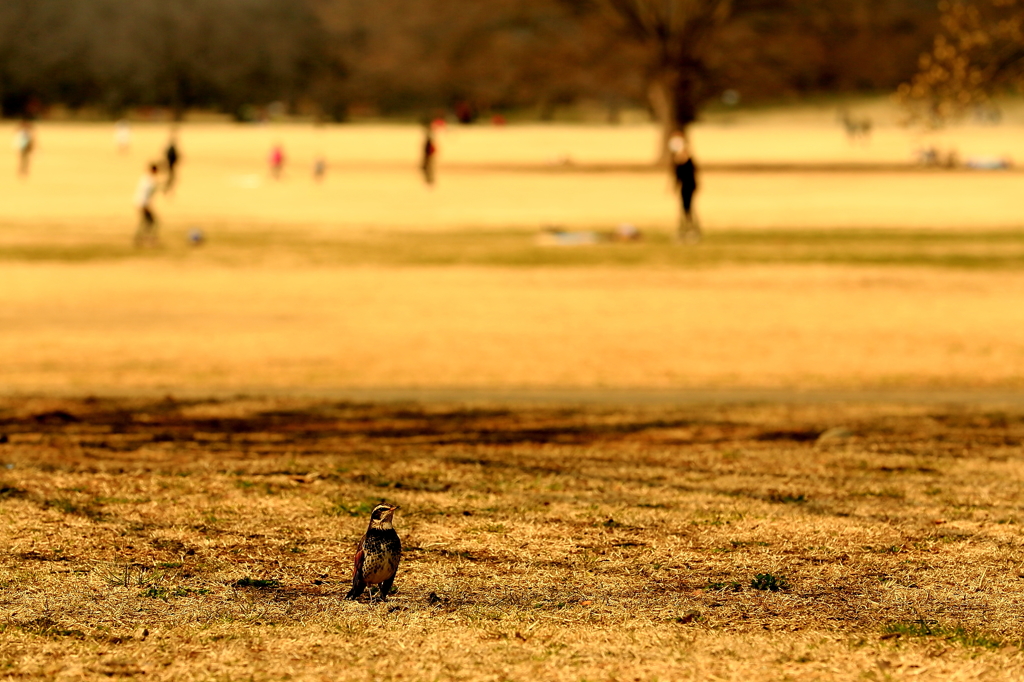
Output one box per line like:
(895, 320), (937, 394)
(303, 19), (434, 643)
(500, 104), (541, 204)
(269, 144), (285, 179)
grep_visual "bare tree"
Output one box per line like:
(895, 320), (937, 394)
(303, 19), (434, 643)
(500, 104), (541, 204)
(0, 0), (939, 123)
(587, 0), (799, 151)
(572, 0), (939, 159)
(898, 0), (1024, 126)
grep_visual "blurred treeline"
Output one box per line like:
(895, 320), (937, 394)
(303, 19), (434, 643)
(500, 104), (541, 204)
(0, 0), (939, 121)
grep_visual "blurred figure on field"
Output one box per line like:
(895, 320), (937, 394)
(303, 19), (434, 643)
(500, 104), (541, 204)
(115, 119), (131, 153)
(837, 108), (872, 143)
(134, 163), (161, 247)
(164, 133), (180, 193)
(13, 120), (34, 177)
(421, 125), (436, 186)
(269, 143), (285, 179)
(313, 155), (326, 182)
(669, 131), (700, 243)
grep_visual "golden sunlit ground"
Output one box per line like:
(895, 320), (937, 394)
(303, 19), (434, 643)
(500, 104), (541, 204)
(4, 263), (1024, 392)
(2, 397), (1024, 681)
(3, 101), (1024, 680)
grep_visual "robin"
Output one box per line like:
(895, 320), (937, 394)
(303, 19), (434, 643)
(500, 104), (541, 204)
(345, 503), (402, 601)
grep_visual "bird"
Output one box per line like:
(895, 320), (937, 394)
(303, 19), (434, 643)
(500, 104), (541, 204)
(345, 503), (402, 602)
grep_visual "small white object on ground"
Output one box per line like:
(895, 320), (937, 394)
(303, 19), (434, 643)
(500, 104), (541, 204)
(537, 228), (599, 246)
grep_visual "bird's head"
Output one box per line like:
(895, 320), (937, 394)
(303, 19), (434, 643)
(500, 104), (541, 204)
(368, 503), (399, 529)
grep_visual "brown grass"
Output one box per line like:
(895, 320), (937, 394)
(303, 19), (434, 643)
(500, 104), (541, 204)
(2, 396), (1024, 680)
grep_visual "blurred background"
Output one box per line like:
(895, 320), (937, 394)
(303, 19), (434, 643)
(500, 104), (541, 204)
(2, 0), (1023, 397)
(0, 0), (944, 123)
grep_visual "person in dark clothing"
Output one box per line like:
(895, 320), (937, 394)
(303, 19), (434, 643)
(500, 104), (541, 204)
(669, 131), (700, 243)
(421, 126), (436, 186)
(164, 135), (179, 193)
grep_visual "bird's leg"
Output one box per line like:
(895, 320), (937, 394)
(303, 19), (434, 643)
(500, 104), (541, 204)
(376, 576), (396, 602)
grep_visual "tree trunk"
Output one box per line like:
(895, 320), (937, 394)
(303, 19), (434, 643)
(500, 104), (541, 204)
(648, 65), (699, 164)
(647, 76), (677, 164)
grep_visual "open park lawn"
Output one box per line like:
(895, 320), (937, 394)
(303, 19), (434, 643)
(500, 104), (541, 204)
(3, 112), (1024, 394)
(4, 107), (1024, 680)
(2, 396), (1024, 681)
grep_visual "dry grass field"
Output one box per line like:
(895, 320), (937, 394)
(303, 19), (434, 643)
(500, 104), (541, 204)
(3, 104), (1024, 680)
(2, 102), (1024, 393)
(2, 396), (1024, 681)
(3, 99), (1024, 241)
(4, 263), (1024, 392)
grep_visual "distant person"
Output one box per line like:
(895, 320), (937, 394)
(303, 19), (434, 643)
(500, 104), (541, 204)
(269, 144), (285, 179)
(421, 127), (436, 186)
(837, 108), (872, 142)
(134, 163), (161, 247)
(313, 155), (326, 182)
(669, 131), (700, 243)
(164, 134), (180, 193)
(115, 119), (131, 153)
(12, 120), (34, 177)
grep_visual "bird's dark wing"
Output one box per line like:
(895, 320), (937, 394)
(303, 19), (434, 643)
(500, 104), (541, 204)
(352, 538), (365, 577)
(345, 537), (367, 600)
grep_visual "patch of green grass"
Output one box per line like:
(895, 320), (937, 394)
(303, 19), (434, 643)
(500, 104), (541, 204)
(0, 244), (145, 263)
(9, 228), (1024, 270)
(326, 497), (380, 517)
(141, 586), (171, 601)
(750, 573), (790, 592)
(233, 577), (280, 589)
(209, 228), (1024, 270)
(141, 586), (211, 601)
(882, 620), (1013, 650)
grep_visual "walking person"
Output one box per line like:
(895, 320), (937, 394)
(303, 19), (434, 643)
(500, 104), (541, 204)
(115, 119), (132, 153)
(669, 131), (700, 243)
(13, 120), (34, 177)
(269, 144), (285, 179)
(421, 125), (436, 186)
(134, 163), (161, 247)
(164, 134), (180, 193)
